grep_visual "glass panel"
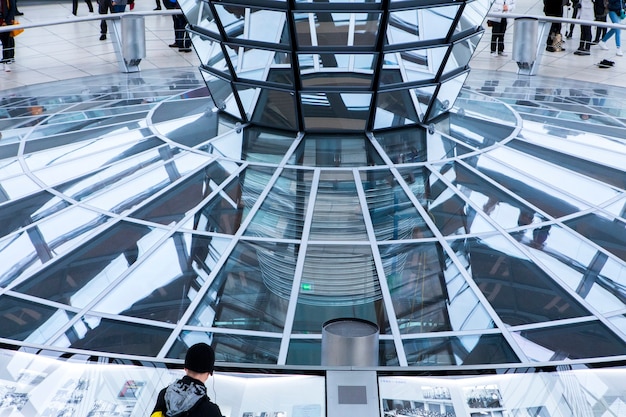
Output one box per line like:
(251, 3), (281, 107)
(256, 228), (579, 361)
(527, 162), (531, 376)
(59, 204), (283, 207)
(383, 242), (494, 334)
(131, 161), (238, 225)
(383, 47), (448, 84)
(513, 321), (626, 361)
(564, 213), (626, 262)
(244, 168), (312, 239)
(420, 5), (460, 40)
(286, 339), (321, 365)
(412, 85), (436, 121)
(249, 87), (298, 131)
(455, 0), (490, 33)
(386, 10), (419, 45)
(93, 234), (233, 322)
(443, 34), (481, 75)
(189, 241), (290, 333)
(194, 36), (227, 74)
(429, 72), (468, 120)
(186, 165), (274, 235)
(0, 192), (69, 238)
(404, 334), (519, 366)
(292, 244), (390, 333)
(195, 0), (220, 34)
(467, 236), (591, 325)
(216, 5), (286, 44)
(172, 331), (281, 364)
(310, 173), (368, 239)
(485, 146), (619, 209)
(12, 222), (165, 308)
(234, 47), (292, 86)
(200, 70), (243, 120)
(362, 169), (432, 240)
(0, 295), (74, 342)
(200, 127), (295, 164)
(373, 90), (420, 129)
(302, 92), (370, 131)
(438, 162), (543, 230)
(299, 54), (375, 88)
(374, 129), (426, 164)
(53, 315), (171, 356)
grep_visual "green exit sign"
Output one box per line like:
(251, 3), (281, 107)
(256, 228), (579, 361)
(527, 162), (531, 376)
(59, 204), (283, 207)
(301, 283), (313, 291)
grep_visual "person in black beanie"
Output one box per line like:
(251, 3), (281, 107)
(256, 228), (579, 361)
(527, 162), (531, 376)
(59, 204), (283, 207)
(151, 343), (223, 417)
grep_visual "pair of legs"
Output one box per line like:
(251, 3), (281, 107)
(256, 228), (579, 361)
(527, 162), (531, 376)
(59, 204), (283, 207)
(594, 16), (607, 42)
(546, 21), (563, 51)
(575, 25), (592, 54)
(490, 18), (508, 54)
(0, 31), (15, 66)
(72, 0), (94, 15)
(172, 14), (191, 49)
(601, 10), (621, 48)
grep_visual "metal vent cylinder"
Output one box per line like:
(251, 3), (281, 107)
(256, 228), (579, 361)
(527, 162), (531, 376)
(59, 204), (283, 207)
(321, 318), (379, 366)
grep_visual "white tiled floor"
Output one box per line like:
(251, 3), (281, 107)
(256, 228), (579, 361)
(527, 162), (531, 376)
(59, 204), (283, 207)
(2, 0), (626, 91)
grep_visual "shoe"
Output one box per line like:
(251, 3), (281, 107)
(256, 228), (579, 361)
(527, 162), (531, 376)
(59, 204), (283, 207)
(546, 46), (556, 52)
(179, 47), (192, 52)
(3, 62), (11, 72)
(498, 51), (508, 57)
(617, 48), (623, 56)
(15, 11), (23, 16)
(565, 32), (572, 39)
(99, 34), (106, 41)
(153, 6), (161, 10)
(169, 43), (179, 48)
(574, 49), (590, 55)
(598, 41), (609, 50)
(490, 52), (498, 57)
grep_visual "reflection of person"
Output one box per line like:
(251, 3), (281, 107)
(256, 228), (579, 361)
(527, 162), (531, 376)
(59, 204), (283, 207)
(597, 0), (624, 55)
(0, 0), (16, 72)
(488, 0), (516, 57)
(150, 343), (223, 417)
(544, 0), (565, 51)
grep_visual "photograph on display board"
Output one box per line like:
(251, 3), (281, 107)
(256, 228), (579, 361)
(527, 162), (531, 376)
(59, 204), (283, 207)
(381, 397), (456, 417)
(463, 385), (504, 409)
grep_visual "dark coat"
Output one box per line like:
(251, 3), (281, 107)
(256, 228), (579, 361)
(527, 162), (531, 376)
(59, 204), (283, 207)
(606, 0), (623, 12)
(0, 0), (16, 24)
(151, 376), (223, 417)
(544, 0), (564, 16)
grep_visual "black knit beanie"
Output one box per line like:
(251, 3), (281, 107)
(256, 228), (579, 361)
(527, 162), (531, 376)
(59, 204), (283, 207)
(184, 343), (215, 374)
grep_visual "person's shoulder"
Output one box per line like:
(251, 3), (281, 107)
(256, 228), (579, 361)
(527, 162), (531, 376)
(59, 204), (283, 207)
(197, 398), (223, 417)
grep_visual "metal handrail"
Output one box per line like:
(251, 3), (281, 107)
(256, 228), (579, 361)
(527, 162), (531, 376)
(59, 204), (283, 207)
(487, 11), (626, 30)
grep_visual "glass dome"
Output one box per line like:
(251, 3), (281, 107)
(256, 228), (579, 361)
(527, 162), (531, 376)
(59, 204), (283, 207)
(179, 0), (490, 131)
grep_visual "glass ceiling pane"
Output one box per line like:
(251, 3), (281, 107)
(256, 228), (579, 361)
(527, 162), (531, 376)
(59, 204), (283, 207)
(0, 295), (74, 342)
(513, 321), (626, 361)
(297, 243), (383, 307)
(467, 236), (592, 325)
(53, 315), (171, 356)
(189, 240), (290, 333)
(295, 134), (383, 167)
(93, 233), (232, 322)
(309, 172), (367, 240)
(244, 168), (312, 239)
(172, 331), (282, 364)
(362, 169), (431, 240)
(563, 213), (626, 262)
(131, 161), (238, 225)
(382, 241), (494, 334)
(403, 334), (519, 366)
(0, 191), (69, 238)
(12, 222), (165, 309)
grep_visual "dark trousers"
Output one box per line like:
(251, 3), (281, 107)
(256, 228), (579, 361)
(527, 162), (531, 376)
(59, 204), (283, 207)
(72, 0), (94, 15)
(490, 19), (508, 53)
(579, 25), (592, 50)
(594, 16), (607, 41)
(99, 0), (113, 34)
(0, 31), (15, 63)
(173, 14), (191, 48)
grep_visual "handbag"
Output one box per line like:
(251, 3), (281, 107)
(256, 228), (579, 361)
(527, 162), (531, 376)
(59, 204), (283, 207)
(10, 20), (24, 37)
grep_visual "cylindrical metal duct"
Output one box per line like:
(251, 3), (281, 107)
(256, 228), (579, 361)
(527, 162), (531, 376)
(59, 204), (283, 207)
(321, 318), (379, 366)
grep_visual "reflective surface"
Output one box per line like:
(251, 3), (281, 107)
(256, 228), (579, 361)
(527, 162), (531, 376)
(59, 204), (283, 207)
(0, 69), (625, 368)
(181, 0), (491, 131)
